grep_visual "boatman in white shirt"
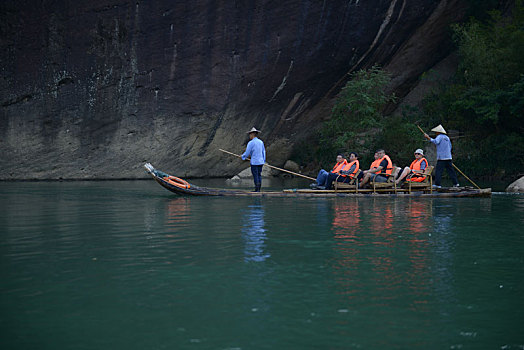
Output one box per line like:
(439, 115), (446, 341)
(242, 127), (266, 192)
(424, 124), (459, 188)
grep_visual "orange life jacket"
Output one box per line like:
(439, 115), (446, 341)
(406, 157), (428, 182)
(339, 160), (359, 178)
(331, 160), (347, 174)
(369, 155), (393, 175)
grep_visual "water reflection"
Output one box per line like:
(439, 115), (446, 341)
(165, 197), (191, 230)
(407, 199), (432, 234)
(331, 198), (433, 310)
(2, 181), (523, 348)
(241, 199), (270, 262)
(331, 199), (361, 299)
(369, 199), (395, 245)
(332, 198), (361, 239)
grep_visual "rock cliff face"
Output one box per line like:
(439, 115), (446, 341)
(0, 0), (466, 179)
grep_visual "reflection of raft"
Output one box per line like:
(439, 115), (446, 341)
(144, 163), (492, 198)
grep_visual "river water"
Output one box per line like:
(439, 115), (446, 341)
(1, 180), (523, 349)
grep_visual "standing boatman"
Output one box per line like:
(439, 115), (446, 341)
(242, 127), (266, 192)
(424, 124), (459, 188)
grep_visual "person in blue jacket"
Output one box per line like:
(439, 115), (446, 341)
(242, 127), (266, 192)
(424, 124), (459, 188)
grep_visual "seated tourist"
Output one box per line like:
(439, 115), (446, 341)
(311, 154), (347, 189)
(358, 149), (393, 187)
(395, 149), (428, 185)
(325, 152), (360, 190)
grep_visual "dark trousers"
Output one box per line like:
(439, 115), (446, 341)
(251, 164), (263, 189)
(435, 160), (459, 186)
(324, 173), (351, 189)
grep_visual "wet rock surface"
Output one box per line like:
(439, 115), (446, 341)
(506, 176), (524, 193)
(1, 0), (467, 179)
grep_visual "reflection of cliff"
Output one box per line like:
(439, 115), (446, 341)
(0, 1), (469, 179)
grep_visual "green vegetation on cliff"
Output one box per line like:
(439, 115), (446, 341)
(423, 1), (524, 177)
(317, 65), (396, 166)
(294, 1), (523, 179)
(292, 65), (424, 171)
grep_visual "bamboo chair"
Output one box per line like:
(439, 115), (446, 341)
(370, 167), (401, 193)
(333, 170), (361, 192)
(403, 165), (434, 194)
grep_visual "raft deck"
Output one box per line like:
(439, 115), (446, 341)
(145, 163), (491, 198)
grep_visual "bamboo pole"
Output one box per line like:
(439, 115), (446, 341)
(416, 125), (481, 189)
(219, 148), (316, 181)
(452, 163), (481, 190)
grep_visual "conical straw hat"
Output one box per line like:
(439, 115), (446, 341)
(431, 124), (447, 134)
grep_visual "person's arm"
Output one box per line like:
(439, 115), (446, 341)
(241, 141), (253, 160)
(414, 160), (427, 174)
(373, 159), (388, 173)
(340, 163), (356, 175)
(428, 134), (441, 145)
(366, 165), (379, 174)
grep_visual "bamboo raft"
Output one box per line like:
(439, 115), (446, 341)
(144, 163), (492, 198)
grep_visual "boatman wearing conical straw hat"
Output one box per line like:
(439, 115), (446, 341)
(424, 124), (459, 188)
(242, 127), (266, 192)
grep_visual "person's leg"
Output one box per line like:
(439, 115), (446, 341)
(434, 160), (444, 186)
(324, 172), (338, 189)
(256, 165), (263, 191)
(360, 172), (371, 186)
(373, 174), (388, 183)
(250, 165), (258, 191)
(251, 165), (262, 191)
(395, 167), (410, 184)
(367, 174), (379, 188)
(336, 176), (351, 184)
(446, 161), (459, 186)
(316, 169), (328, 185)
(328, 175), (351, 190)
(392, 167), (401, 180)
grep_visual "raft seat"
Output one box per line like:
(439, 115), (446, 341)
(403, 165), (434, 194)
(370, 166), (401, 193)
(334, 170), (361, 192)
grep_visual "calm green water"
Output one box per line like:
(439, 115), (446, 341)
(1, 181), (523, 349)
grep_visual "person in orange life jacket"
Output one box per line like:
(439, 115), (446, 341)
(311, 154), (347, 189)
(357, 149), (393, 187)
(324, 152), (359, 190)
(395, 148), (428, 185)
(241, 127), (266, 192)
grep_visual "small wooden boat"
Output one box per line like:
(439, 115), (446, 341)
(144, 164), (492, 198)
